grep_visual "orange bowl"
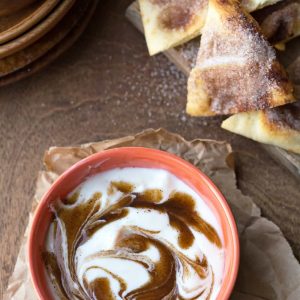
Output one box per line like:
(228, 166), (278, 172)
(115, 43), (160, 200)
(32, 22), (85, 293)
(28, 147), (239, 300)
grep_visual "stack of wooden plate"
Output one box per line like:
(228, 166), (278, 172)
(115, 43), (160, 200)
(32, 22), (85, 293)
(0, 0), (98, 86)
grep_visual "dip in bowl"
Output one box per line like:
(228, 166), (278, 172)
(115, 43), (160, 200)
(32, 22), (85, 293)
(28, 147), (239, 300)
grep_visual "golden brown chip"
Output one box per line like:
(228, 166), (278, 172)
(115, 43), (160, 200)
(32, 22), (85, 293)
(138, 0), (282, 55)
(253, 0), (300, 45)
(187, 0), (294, 116)
(222, 101), (300, 154)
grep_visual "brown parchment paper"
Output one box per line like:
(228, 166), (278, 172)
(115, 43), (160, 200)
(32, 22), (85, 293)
(4, 128), (300, 300)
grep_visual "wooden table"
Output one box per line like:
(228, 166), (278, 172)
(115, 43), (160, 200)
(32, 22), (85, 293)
(1, 1), (299, 297)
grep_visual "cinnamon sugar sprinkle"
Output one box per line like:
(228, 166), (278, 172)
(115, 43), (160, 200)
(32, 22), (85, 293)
(195, 0), (292, 114)
(151, 0), (207, 30)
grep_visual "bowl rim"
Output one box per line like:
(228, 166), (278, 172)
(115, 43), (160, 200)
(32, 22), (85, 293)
(28, 146), (240, 300)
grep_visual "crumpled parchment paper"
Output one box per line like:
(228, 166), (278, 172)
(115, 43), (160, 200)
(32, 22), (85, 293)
(4, 128), (300, 300)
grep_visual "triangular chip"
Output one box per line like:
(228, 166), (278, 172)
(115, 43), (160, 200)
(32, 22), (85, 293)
(253, 0), (300, 47)
(187, 0), (294, 116)
(139, 0), (208, 55)
(221, 102), (300, 154)
(138, 0), (282, 55)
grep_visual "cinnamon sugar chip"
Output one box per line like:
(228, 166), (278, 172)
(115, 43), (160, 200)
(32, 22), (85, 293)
(222, 101), (300, 154)
(139, 0), (283, 55)
(152, 0), (206, 30)
(139, 0), (208, 55)
(265, 101), (300, 131)
(253, 0), (300, 44)
(187, 0), (294, 116)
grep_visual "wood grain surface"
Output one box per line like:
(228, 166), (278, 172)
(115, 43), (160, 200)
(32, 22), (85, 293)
(0, 1), (299, 298)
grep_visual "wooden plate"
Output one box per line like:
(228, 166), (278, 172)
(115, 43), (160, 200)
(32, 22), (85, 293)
(0, 0), (60, 45)
(0, 0), (98, 87)
(0, 0), (38, 17)
(0, 0), (89, 77)
(0, 0), (76, 59)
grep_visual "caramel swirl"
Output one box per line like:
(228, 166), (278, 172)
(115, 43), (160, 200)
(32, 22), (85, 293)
(44, 168), (224, 299)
